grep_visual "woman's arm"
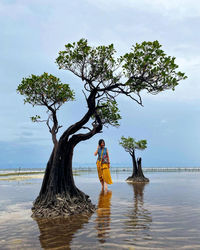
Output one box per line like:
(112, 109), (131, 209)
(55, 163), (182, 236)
(107, 149), (110, 167)
(94, 146), (99, 156)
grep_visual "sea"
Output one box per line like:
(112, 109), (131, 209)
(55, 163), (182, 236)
(0, 168), (200, 249)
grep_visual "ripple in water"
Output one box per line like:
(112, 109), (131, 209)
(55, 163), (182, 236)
(0, 171), (200, 249)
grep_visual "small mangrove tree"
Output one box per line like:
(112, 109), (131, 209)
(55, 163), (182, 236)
(119, 136), (149, 182)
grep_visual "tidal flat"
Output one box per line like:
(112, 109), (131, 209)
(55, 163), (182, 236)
(0, 169), (200, 249)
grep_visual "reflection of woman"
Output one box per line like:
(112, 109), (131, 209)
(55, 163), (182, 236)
(94, 139), (113, 191)
(96, 190), (112, 243)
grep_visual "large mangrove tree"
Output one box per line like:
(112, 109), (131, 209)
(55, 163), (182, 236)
(17, 39), (187, 218)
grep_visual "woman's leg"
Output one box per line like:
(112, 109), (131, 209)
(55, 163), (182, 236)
(104, 182), (108, 192)
(100, 180), (104, 191)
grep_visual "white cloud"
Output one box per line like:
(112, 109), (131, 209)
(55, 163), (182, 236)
(86, 0), (200, 19)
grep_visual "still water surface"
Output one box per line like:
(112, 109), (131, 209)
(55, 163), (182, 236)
(0, 170), (200, 249)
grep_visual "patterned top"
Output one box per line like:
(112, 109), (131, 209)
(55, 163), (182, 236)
(97, 147), (109, 164)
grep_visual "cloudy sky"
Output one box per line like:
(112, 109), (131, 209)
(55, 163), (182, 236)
(1, 0), (200, 168)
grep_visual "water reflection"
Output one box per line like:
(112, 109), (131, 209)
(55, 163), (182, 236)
(96, 190), (112, 243)
(125, 183), (152, 234)
(34, 213), (92, 249)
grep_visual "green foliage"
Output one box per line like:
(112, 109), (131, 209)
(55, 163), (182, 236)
(56, 38), (120, 86)
(122, 40), (187, 93)
(119, 136), (147, 154)
(18, 39), (187, 135)
(95, 100), (121, 127)
(56, 39), (187, 96)
(17, 72), (75, 107)
(55, 38), (187, 129)
(31, 115), (41, 122)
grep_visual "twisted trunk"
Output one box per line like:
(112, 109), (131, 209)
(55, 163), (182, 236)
(32, 89), (102, 218)
(32, 139), (94, 218)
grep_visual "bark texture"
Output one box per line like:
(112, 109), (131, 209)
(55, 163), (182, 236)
(32, 141), (95, 218)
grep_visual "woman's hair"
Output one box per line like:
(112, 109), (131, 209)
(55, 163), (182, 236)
(98, 139), (105, 147)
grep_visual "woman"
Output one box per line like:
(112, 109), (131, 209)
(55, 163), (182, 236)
(94, 139), (113, 191)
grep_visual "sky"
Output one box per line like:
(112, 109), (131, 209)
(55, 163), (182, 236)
(0, 0), (200, 168)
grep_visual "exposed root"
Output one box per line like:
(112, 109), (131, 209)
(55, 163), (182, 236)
(126, 175), (149, 183)
(31, 192), (96, 218)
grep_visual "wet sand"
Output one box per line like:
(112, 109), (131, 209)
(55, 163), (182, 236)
(0, 170), (200, 249)
(0, 174), (44, 181)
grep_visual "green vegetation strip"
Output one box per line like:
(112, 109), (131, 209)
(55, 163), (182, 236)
(0, 171), (44, 177)
(0, 171), (80, 177)
(144, 168), (200, 172)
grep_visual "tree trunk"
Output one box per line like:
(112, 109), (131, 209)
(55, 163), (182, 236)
(32, 139), (95, 218)
(32, 89), (102, 218)
(131, 151), (137, 176)
(126, 157), (149, 183)
(137, 158), (146, 178)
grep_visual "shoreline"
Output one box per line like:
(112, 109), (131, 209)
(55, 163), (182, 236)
(1, 167), (200, 175)
(0, 167), (200, 181)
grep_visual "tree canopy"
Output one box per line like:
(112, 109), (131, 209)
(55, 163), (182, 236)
(18, 39), (187, 141)
(119, 136), (147, 155)
(55, 38), (187, 131)
(57, 38), (186, 101)
(17, 72), (75, 145)
(17, 72), (74, 107)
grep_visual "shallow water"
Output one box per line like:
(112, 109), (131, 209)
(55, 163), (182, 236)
(0, 170), (200, 249)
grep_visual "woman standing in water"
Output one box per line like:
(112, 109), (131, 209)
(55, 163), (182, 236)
(94, 139), (113, 191)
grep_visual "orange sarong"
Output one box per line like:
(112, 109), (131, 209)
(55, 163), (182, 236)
(96, 160), (113, 184)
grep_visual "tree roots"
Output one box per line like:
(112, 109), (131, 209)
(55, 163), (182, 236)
(126, 175), (149, 183)
(31, 192), (96, 218)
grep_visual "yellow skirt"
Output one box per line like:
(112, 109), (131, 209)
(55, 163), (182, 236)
(96, 160), (113, 184)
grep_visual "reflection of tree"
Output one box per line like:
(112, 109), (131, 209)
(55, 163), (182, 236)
(34, 213), (92, 249)
(125, 183), (152, 232)
(96, 190), (112, 243)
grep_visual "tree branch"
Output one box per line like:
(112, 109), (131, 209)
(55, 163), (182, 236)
(60, 89), (97, 141)
(69, 113), (102, 147)
(82, 126), (92, 132)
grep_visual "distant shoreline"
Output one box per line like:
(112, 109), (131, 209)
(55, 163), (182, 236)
(0, 167), (200, 178)
(1, 165), (200, 171)
(0, 167), (200, 181)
